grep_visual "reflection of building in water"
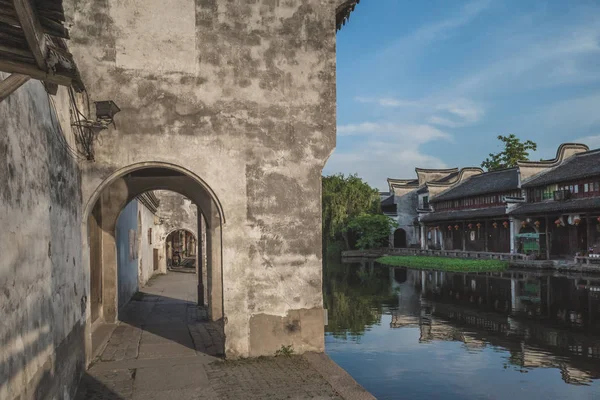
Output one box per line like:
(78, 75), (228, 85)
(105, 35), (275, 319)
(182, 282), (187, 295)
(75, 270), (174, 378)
(387, 266), (600, 385)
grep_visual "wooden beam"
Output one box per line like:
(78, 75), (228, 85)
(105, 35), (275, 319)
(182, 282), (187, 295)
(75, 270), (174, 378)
(12, 0), (48, 70)
(0, 72), (30, 102)
(0, 43), (31, 58)
(545, 216), (550, 260)
(0, 58), (72, 86)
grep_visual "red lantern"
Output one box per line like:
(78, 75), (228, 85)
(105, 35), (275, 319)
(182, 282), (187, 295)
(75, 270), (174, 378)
(503, 221), (509, 228)
(476, 223), (481, 229)
(468, 223), (473, 230)
(555, 219), (561, 227)
(493, 222), (498, 229)
(574, 218), (581, 226)
(597, 216), (600, 223)
(454, 225), (460, 231)
(448, 225), (452, 231)
(521, 221), (527, 227)
(534, 220), (541, 227)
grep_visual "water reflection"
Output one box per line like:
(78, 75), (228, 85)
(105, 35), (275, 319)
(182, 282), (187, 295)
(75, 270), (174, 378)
(325, 259), (600, 399)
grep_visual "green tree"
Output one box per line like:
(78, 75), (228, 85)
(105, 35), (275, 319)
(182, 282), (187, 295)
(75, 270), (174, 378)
(481, 134), (537, 171)
(345, 213), (398, 250)
(322, 174), (380, 250)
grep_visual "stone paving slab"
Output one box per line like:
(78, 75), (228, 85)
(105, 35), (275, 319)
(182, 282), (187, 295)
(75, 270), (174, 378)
(77, 272), (371, 400)
(133, 363), (210, 392)
(140, 326), (194, 347)
(204, 357), (343, 400)
(138, 342), (197, 359)
(100, 325), (142, 362)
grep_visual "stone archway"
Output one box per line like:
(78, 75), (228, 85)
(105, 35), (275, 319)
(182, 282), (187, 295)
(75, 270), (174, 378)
(394, 228), (407, 248)
(165, 228), (198, 267)
(83, 163), (224, 362)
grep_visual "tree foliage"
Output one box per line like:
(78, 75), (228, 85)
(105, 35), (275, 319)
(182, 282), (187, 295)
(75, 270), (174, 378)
(322, 174), (380, 249)
(481, 134), (537, 171)
(345, 213), (398, 250)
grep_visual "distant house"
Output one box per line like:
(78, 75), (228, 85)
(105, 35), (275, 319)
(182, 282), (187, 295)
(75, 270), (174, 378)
(512, 146), (600, 258)
(415, 143), (595, 259)
(383, 168), (483, 248)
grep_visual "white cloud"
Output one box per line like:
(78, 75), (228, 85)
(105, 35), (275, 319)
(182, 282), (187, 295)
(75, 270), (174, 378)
(324, 143), (448, 190)
(354, 96), (420, 108)
(450, 22), (600, 95)
(377, 0), (492, 60)
(337, 122), (451, 143)
(326, 123), (452, 189)
(429, 99), (485, 128)
(573, 135), (600, 149)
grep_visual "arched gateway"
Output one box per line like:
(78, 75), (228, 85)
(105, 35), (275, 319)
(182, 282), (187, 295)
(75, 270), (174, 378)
(82, 163), (225, 360)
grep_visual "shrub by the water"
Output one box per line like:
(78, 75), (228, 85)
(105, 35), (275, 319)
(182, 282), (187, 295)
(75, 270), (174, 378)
(376, 255), (508, 272)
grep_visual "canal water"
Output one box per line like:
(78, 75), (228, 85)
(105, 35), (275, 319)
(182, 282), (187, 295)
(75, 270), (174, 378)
(324, 259), (600, 400)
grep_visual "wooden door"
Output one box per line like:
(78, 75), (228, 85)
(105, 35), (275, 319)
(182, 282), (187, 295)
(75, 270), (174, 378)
(153, 248), (159, 271)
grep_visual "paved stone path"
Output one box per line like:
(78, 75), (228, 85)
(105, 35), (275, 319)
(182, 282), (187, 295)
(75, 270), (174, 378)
(76, 272), (374, 400)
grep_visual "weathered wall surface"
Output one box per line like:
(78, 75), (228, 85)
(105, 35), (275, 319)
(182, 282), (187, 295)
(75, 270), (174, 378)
(116, 200), (140, 309)
(138, 199), (159, 286)
(153, 190), (200, 292)
(116, 199), (160, 309)
(155, 191), (198, 245)
(393, 190), (419, 247)
(0, 73), (85, 399)
(66, 0), (338, 357)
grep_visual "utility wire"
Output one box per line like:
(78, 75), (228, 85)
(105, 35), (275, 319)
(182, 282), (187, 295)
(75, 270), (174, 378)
(46, 91), (86, 161)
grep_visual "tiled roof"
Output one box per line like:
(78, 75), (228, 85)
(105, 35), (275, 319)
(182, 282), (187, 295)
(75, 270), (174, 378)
(381, 195), (395, 207)
(432, 168), (519, 202)
(336, 0), (361, 31)
(420, 206), (507, 222)
(509, 197), (600, 216)
(434, 171), (459, 183)
(522, 150), (600, 188)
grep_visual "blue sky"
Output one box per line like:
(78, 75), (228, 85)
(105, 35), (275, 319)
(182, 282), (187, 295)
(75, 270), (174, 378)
(325, 0), (600, 190)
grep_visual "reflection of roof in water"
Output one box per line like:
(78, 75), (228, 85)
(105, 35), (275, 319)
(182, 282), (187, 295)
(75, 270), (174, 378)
(391, 297), (600, 385)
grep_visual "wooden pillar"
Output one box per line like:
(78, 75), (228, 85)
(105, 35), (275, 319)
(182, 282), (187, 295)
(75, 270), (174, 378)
(586, 213), (593, 252)
(545, 216), (550, 260)
(462, 221), (466, 251)
(484, 220), (489, 252)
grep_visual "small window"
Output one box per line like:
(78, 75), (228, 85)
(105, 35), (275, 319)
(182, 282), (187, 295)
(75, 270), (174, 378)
(585, 183), (589, 192)
(574, 185), (579, 194)
(148, 228), (153, 244)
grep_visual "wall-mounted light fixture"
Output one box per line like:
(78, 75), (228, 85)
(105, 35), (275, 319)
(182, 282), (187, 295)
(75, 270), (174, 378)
(94, 100), (121, 128)
(70, 97), (121, 160)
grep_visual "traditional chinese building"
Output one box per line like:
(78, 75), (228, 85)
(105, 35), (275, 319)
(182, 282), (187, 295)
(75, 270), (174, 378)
(415, 143), (596, 259)
(511, 147), (600, 259)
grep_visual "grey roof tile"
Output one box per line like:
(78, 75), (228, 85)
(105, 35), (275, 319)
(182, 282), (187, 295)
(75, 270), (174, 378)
(509, 197), (600, 215)
(420, 206), (507, 222)
(522, 150), (600, 188)
(432, 169), (519, 202)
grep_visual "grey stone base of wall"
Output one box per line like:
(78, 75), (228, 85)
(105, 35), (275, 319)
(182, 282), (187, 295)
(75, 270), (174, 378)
(20, 321), (85, 400)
